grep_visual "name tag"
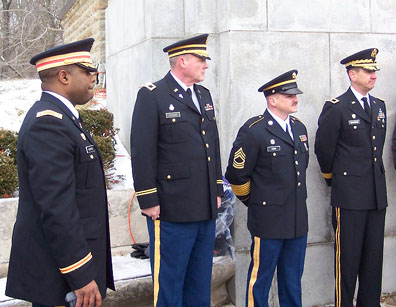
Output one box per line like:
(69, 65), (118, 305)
(166, 112), (181, 119)
(348, 119), (360, 125)
(86, 145), (95, 154)
(267, 145), (281, 152)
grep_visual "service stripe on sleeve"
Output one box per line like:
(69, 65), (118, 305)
(136, 187), (157, 197)
(217, 179), (223, 184)
(59, 252), (92, 274)
(230, 180), (251, 197)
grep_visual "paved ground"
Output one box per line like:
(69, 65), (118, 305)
(220, 292), (396, 306)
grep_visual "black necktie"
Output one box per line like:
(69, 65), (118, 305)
(186, 88), (192, 96)
(286, 123), (293, 141)
(362, 97), (371, 119)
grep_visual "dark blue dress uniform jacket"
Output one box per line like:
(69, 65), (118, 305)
(131, 72), (223, 222)
(6, 92), (115, 306)
(314, 88), (387, 210)
(225, 110), (309, 239)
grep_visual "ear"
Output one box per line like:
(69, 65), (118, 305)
(58, 69), (69, 85)
(348, 69), (356, 81)
(267, 96), (276, 107)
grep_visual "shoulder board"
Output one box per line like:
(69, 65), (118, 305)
(36, 110), (63, 119)
(246, 115), (265, 128)
(374, 97), (385, 102)
(290, 115), (302, 123)
(326, 98), (339, 104)
(139, 82), (157, 91)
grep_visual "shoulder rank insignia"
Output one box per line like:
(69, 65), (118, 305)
(247, 115), (265, 128)
(233, 147), (246, 169)
(326, 98), (339, 104)
(140, 82), (157, 91)
(36, 110), (63, 119)
(375, 97), (385, 102)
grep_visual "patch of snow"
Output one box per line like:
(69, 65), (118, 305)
(0, 79), (133, 190)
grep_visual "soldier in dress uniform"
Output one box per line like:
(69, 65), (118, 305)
(225, 70), (309, 306)
(315, 48), (386, 307)
(5, 38), (115, 307)
(130, 34), (223, 306)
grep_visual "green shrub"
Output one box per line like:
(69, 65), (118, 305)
(80, 109), (118, 187)
(0, 128), (18, 163)
(79, 109), (118, 138)
(0, 151), (18, 198)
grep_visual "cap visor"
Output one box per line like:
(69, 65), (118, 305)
(75, 63), (97, 72)
(279, 88), (303, 95)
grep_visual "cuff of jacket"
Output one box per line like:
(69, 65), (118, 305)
(135, 187), (159, 209)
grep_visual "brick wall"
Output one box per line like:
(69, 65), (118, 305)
(61, 0), (108, 66)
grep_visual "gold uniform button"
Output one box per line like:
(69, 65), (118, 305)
(262, 201), (266, 206)
(167, 175), (171, 180)
(372, 136), (376, 140)
(297, 171), (300, 176)
(343, 172), (347, 176)
(202, 130), (206, 135)
(90, 155), (94, 159)
(298, 182), (301, 187)
(201, 118), (205, 123)
(295, 161), (299, 165)
(206, 143), (209, 148)
(208, 156), (211, 162)
(374, 158), (377, 162)
(374, 147), (377, 151)
(294, 150), (298, 155)
(172, 118), (176, 123)
(273, 153), (277, 157)
(353, 126), (357, 130)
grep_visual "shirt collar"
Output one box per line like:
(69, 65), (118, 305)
(350, 86), (369, 107)
(267, 108), (291, 132)
(43, 91), (79, 118)
(170, 71), (194, 93)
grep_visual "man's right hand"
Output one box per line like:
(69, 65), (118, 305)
(141, 205), (160, 220)
(75, 280), (101, 307)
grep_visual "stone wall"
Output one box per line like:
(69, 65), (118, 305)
(61, 0), (108, 66)
(105, 0), (396, 306)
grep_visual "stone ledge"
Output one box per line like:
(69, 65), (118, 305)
(0, 255), (235, 307)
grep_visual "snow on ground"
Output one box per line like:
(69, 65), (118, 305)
(0, 79), (133, 190)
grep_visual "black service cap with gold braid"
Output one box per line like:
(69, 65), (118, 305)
(163, 34), (210, 60)
(340, 48), (379, 71)
(258, 70), (303, 97)
(30, 38), (97, 73)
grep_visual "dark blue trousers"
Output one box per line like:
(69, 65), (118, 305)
(146, 218), (216, 307)
(246, 234), (307, 307)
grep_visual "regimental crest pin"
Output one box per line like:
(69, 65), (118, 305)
(352, 114), (356, 119)
(169, 104), (175, 111)
(268, 120), (273, 126)
(270, 139), (275, 145)
(178, 93), (183, 99)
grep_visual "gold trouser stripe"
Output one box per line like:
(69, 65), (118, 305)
(247, 237), (261, 307)
(153, 220), (161, 307)
(59, 252), (92, 274)
(335, 207), (341, 307)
